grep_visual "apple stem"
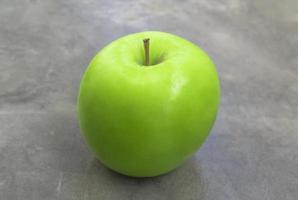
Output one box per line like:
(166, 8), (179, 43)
(143, 38), (150, 66)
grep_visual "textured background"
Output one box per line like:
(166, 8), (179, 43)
(0, 0), (298, 199)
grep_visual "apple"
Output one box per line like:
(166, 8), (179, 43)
(78, 31), (220, 177)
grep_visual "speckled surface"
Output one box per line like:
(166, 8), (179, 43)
(0, 0), (298, 199)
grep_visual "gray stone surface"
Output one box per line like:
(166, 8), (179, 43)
(0, 0), (297, 199)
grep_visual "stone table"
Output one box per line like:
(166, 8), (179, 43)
(0, 0), (297, 199)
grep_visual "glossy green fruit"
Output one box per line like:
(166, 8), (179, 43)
(78, 31), (220, 177)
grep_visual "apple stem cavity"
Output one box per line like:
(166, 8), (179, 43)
(143, 38), (150, 66)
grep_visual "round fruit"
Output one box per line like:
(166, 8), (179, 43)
(78, 31), (220, 177)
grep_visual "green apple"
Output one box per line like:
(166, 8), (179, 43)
(78, 31), (220, 177)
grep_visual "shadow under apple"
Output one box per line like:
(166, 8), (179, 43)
(81, 156), (207, 200)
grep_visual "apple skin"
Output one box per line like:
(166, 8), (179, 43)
(78, 31), (220, 177)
